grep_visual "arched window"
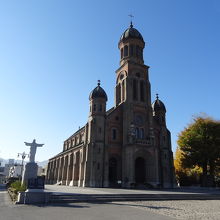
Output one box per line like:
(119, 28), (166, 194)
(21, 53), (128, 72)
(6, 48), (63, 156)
(80, 134), (84, 143)
(136, 72), (140, 77)
(118, 83), (121, 103)
(135, 127), (144, 139)
(140, 48), (143, 59)
(124, 45), (128, 57)
(93, 104), (96, 111)
(129, 44), (134, 56)
(140, 128), (144, 139)
(122, 80), (125, 101)
(164, 153), (167, 159)
(135, 127), (139, 138)
(133, 79), (137, 100)
(136, 45), (140, 58)
(140, 81), (144, 102)
(112, 128), (117, 140)
(99, 104), (102, 111)
(121, 48), (124, 59)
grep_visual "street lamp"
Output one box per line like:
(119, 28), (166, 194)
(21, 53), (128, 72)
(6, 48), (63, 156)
(17, 152), (28, 181)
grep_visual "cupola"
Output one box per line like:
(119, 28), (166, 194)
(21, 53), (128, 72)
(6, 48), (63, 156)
(119, 22), (144, 43)
(89, 80), (108, 101)
(118, 22), (145, 66)
(152, 94), (166, 112)
(89, 80), (107, 117)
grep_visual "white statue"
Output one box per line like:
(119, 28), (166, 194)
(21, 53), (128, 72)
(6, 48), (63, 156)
(24, 139), (44, 163)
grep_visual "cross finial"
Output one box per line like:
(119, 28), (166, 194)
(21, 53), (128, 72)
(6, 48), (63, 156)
(156, 93), (159, 99)
(97, 80), (100, 86)
(128, 14), (134, 28)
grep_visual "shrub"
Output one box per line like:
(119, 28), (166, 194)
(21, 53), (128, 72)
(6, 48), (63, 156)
(10, 181), (26, 194)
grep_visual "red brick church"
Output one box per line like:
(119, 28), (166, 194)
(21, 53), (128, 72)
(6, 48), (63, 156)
(46, 23), (176, 188)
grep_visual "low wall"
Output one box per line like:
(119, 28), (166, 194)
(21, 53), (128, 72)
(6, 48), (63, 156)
(16, 191), (52, 204)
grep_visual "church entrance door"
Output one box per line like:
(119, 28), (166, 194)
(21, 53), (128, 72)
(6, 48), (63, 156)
(109, 158), (117, 187)
(135, 157), (146, 184)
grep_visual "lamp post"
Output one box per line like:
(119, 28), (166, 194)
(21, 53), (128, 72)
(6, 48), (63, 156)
(17, 152), (28, 181)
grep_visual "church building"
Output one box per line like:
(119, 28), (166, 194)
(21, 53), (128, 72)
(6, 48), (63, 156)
(46, 23), (175, 188)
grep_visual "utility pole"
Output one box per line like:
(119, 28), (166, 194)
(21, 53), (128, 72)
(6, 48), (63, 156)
(17, 152), (28, 182)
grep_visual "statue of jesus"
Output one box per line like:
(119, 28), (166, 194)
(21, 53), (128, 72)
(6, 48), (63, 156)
(24, 139), (44, 163)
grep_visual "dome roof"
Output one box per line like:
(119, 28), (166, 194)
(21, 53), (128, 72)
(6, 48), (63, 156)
(120, 22), (144, 42)
(152, 94), (166, 112)
(89, 81), (108, 101)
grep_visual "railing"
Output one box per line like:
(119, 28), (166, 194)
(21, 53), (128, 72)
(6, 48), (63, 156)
(135, 139), (151, 145)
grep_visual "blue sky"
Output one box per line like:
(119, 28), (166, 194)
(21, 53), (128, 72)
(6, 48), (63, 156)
(0, 0), (219, 162)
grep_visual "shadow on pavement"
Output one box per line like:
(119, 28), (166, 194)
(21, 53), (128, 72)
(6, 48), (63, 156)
(17, 203), (90, 208)
(109, 201), (181, 211)
(47, 203), (90, 208)
(29, 200), (180, 211)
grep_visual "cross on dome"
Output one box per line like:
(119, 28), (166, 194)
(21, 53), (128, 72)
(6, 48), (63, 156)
(128, 14), (134, 28)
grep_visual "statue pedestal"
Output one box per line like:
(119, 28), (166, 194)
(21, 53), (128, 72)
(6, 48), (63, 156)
(22, 162), (38, 185)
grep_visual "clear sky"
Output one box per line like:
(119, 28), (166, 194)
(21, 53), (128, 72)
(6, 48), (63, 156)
(0, 0), (219, 162)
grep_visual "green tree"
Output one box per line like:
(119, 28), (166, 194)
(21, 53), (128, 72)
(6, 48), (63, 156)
(174, 147), (202, 186)
(177, 116), (220, 186)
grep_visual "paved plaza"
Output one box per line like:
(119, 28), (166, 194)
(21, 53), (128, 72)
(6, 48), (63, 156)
(45, 185), (220, 219)
(1, 184), (220, 219)
(116, 200), (220, 220)
(0, 184), (171, 220)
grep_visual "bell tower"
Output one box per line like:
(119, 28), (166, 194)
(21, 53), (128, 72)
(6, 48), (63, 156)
(115, 22), (151, 107)
(115, 23), (157, 187)
(115, 23), (153, 141)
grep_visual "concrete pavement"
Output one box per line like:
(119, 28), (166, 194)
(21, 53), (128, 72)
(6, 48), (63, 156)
(0, 184), (172, 220)
(45, 184), (220, 203)
(2, 184), (220, 219)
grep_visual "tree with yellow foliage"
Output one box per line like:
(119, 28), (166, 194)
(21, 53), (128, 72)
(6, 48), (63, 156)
(174, 146), (202, 186)
(177, 116), (220, 186)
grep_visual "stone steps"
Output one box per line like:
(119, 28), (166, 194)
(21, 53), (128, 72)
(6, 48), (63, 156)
(49, 193), (220, 203)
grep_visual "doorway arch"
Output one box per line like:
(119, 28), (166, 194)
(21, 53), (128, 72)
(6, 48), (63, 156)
(109, 158), (117, 186)
(135, 157), (146, 184)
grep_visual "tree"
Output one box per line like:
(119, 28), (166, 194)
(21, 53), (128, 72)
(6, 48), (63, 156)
(177, 116), (220, 186)
(174, 147), (202, 186)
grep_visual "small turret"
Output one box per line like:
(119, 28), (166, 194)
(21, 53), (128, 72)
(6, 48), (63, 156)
(86, 80), (107, 187)
(89, 80), (107, 117)
(152, 94), (166, 125)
